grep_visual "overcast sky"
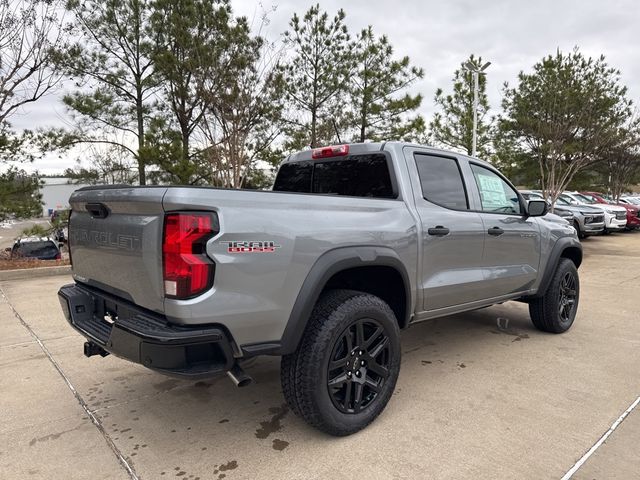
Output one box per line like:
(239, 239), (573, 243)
(10, 0), (640, 174)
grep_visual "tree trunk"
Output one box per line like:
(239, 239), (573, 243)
(136, 92), (146, 185)
(359, 62), (368, 143)
(311, 66), (318, 148)
(310, 108), (317, 148)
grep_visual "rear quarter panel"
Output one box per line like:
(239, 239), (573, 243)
(162, 188), (418, 348)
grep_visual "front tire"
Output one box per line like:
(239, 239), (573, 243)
(529, 258), (580, 333)
(280, 289), (401, 436)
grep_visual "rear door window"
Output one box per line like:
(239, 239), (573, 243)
(414, 154), (468, 210)
(273, 154), (395, 198)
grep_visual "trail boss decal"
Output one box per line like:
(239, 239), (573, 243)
(222, 241), (281, 253)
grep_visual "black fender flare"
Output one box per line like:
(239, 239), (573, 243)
(531, 237), (582, 298)
(276, 246), (413, 355)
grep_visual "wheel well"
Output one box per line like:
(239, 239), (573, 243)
(323, 266), (409, 328)
(561, 246), (582, 268)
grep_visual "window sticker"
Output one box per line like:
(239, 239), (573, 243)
(477, 173), (507, 208)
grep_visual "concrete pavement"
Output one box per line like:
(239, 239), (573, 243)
(1, 232), (639, 479)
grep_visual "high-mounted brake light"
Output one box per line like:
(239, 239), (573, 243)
(311, 144), (349, 159)
(163, 212), (218, 299)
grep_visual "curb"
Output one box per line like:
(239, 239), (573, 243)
(0, 265), (72, 282)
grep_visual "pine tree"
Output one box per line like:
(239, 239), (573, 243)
(0, 169), (41, 221)
(430, 55), (493, 157)
(150, 0), (258, 184)
(279, 4), (352, 149)
(501, 48), (633, 203)
(349, 26), (424, 142)
(58, 0), (157, 184)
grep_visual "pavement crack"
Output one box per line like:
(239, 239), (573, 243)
(0, 286), (140, 480)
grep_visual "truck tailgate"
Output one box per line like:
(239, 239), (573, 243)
(68, 187), (167, 313)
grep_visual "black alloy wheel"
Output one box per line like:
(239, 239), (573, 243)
(327, 318), (391, 414)
(558, 271), (578, 322)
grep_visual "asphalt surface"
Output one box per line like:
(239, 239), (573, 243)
(1, 232), (639, 479)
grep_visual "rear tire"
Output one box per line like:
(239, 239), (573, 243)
(280, 289), (401, 436)
(529, 258), (579, 333)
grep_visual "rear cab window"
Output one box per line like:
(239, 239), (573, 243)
(273, 154), (396, 199)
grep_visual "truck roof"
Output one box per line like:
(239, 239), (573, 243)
(282, 141), (494, 168)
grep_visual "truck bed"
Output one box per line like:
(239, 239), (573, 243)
(68, 185), (418, 346)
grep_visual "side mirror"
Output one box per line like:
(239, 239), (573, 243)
(527, 199), (548, 217)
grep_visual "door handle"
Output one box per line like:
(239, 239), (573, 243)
(488, 227), (504, 236)
(428, 226), (450, 237)
(85, 203), (110, 219)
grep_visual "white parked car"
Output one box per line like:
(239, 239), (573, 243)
(560, 192), (627, 233)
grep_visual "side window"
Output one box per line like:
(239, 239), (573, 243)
(470, 164), (521, 214)
(414, 154), (468, 210)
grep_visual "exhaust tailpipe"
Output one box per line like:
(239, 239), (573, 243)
(226, 363), (253, 387)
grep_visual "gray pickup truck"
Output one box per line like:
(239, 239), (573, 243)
(58, 142), (582, 436)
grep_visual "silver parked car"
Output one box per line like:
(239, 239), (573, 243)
(560, 192), (627, 233)
(521, 190), (604, 238)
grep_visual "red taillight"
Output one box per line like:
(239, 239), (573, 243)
(311, 144), (349, 159)
(55, 252), (61, 260)
(162, 213), (218, 299)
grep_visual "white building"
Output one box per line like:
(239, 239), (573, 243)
(40, 178), (92, 217)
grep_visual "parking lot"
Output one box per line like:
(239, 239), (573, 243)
(0, 219), (51, 250)
(1, 232), (639, 480)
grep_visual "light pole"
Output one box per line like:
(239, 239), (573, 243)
(463, 61), (491, 158)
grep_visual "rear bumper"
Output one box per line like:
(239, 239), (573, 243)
(58, 283), (236, 379)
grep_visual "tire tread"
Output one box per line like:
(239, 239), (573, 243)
(529, 258), (579, 333)
(280, 289), (400, 436)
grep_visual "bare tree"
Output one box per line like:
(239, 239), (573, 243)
(64, 145), (138, 185)
(200, 13), (283, 189)
(0, 0), (65, 218)
(601, 118), (640, 202)
(0, 0), (65, 125)
(607, 151), (640, 202)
